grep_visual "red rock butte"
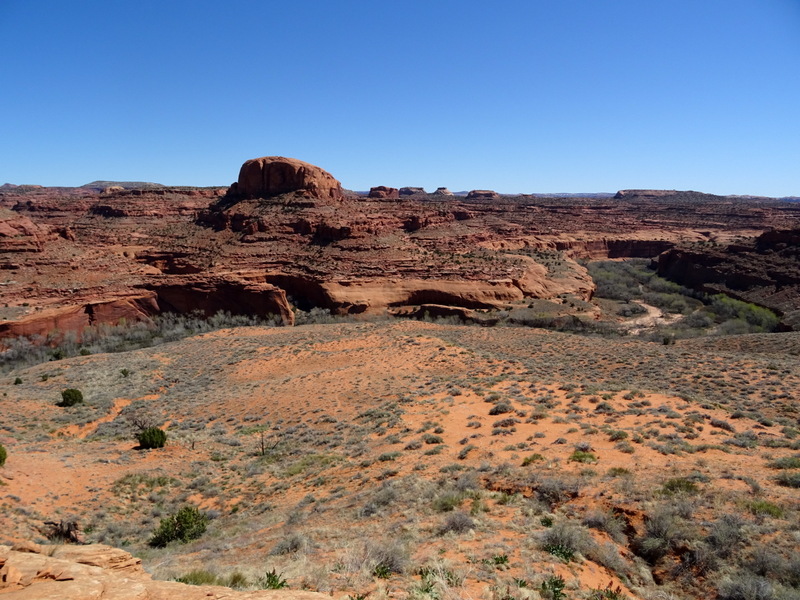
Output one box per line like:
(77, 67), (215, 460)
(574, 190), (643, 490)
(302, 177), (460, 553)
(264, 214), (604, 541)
(232, 156), (343, 200)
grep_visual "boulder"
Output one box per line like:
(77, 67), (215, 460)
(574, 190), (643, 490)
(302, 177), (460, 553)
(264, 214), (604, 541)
(466, 190), (500, 200)
(368, 186), (399, 199)
(233, 156), (343, 201)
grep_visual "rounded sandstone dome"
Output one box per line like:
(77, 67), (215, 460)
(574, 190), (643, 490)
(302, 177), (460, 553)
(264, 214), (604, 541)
(235, 156), (343, 200)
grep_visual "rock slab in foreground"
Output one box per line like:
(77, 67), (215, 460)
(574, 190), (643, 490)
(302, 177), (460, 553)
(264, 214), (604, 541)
(0, 543), (333, 600)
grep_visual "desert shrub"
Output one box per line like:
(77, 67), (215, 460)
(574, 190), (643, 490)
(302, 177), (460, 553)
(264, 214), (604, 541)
(746, 500), (783, 518)
(775, 471), (800, 488)
(457, 444), (476, 460)
(717, 575), (774, 600)
(582, 511), (626, 542)
(137, 427), (167, 449)
(438, 511), (475, 535)
(540, 522), (593, 562)
(568, 450), (597, 463)
(362, 540), (407, 576)
(176, 570), (219, 585)
(535, 477), (580, 508)
(540, 575), (566, 600)
(661, 477), (699, 495)
(488, 402), (513, 415)
(57, 388), (83, 407)
(745, 546), (788, 579)
(522, 453), (544, 466)
(633, 507), (690, 564)
(705, 514), (745, 558)
(13, 377), (21, 385)
(432, 491), (466, 512)
(148, 505), (208, 547)
(0, 443), (6, 467)
(258, 569), (288, 589)
(270, 532), (308, 555)
(223, 571), (249, 589)
(768, 455), (800, 469)
(608, 430), (628, 441)
(607, 467), (631, 477)
(422, 433), (444, 444)
(710, 418), (736, 433)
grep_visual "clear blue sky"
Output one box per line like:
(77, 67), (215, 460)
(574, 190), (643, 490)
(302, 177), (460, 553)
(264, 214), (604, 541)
(1, 1), (799, 196)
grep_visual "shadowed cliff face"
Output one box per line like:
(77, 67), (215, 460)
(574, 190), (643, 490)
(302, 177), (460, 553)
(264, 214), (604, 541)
(656, 228), (800, 329)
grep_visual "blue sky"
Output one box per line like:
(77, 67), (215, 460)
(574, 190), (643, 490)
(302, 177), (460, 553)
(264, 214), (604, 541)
(1, 1), (799, 195)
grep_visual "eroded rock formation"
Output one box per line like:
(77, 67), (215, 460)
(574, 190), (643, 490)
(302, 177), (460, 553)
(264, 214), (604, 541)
(1, 168), (797, 343)
(368, 186), (399, 199)
(231, 156), (343, 201)
(466, 190), (500, 200)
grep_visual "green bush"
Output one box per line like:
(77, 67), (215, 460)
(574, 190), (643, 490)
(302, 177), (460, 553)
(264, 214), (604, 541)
(258, 569), (288, 589)
(0, 443), (6, 467)
(57, 388), (83, 407)
(137, 427), (167, 449)
(661, 477), (699, 495)
(568, 450), (597, 463)
(148, 505), (207, 547)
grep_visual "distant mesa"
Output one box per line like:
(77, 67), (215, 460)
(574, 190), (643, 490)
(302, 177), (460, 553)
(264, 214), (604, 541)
(432, 187), (454, 196)
(466, 189), (500, 200)
(614, 189), (678, 200)
(399, 187), (425, 196)
(81, 181), (165, 191)
(230, 156), (343, 201)
(368, 186), (399, 199)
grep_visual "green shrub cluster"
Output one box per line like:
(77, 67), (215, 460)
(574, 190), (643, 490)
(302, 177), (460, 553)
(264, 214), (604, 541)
(148, 505), (208, 547)
(137, 427), (167, 449)
(0, 443), (6, 467)
(57, 388), (83, 407)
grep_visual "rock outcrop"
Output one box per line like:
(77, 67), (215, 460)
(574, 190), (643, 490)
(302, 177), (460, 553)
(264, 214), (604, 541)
(1, 165), (796, 342)
(466, 190), (500, 200)
(432, 187), (454, 196)
(368, 186), (399, 199)
(231, 156), (343, 201)
(0, 543), (330, 600)
(399, 187), (425, 196)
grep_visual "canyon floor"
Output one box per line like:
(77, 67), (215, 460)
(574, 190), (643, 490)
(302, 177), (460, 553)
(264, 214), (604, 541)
(2, 320), (799, 600)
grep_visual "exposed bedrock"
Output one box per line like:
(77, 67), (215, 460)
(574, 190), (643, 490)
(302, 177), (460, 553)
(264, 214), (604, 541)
(0, 293), (160, 343)
(147, 275), (294, 325)
(231, 156), (343, 200)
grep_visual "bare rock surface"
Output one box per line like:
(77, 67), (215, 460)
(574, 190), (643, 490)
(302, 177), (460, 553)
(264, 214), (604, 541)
(233, 156), (342, 201)
(0, 543), (331, 600)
